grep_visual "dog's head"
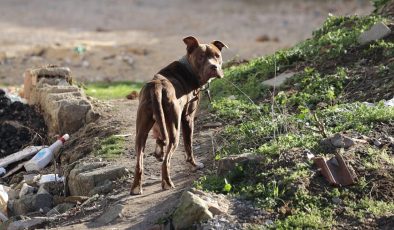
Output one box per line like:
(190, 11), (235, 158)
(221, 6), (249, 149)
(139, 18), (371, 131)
(183, 36), (228, 85)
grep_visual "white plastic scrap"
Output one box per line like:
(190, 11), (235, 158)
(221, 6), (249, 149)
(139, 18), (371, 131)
(38, 174), (65, 185)
(384, 97), (394, 107)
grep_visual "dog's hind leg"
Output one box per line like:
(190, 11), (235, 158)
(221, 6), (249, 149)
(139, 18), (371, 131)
(181, 98), (204, 170)
(161, 103), (182, 190)
(130, 102), (154, 195)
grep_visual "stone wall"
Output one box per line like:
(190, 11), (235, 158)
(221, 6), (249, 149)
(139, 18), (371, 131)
(23, 66), (99, 135)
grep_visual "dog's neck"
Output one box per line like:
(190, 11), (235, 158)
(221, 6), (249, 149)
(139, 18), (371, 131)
(178, 56), (201, 87)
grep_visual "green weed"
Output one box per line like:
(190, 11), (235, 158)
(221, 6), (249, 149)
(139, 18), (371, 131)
(346, 197), (394, 218)
(84, 81), (143, 100)
(95, 135), (125, 159)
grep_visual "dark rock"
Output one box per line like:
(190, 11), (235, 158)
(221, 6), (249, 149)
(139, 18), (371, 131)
(217, 153), (262, 177)
(39, 181), (64, 196)
(330, 133), (354, 148)
(321, 133), (355, 152)
(7, 217), (48, 230)
(10, 192), (53, 215)
(46, 203), (75, 216)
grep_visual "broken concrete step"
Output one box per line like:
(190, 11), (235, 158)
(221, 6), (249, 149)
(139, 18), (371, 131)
(23, 66), (99, 135)
(262, 71), (296, 87)
(358, 22), (391, 45)
(68, 162), (128, 196)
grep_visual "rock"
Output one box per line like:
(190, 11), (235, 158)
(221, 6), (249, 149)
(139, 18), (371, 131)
(10, 192), (53, 215)
(7, 217), (48, 230)
(39, 181), (64, 196)
(198, 215), (242, 230)
(0, 211), (8, 222)
(191, 189), (229, 216)
(126, 91), (139, 100)
(88, 179), (113, 196)
(6, 188), (19, 200)
(217, 153), (262, 177)
(332, 197), (342, 204)
(68, 162), (127, 196)
(57, 98), (93, 134)
(384, 97), (394, 107)
(373, 139), (382, 147)
(96, 204), (124, 225)
(19, 183), (36, 198)
(23, 174), (40, 185)
(358, 22), (391, 45)
(329, 133), (354, 148)
(262, 71), (296, 87)
(121, 55), (134, 66)
(46, 203), (75, 216)
(173, 191), (213, 230)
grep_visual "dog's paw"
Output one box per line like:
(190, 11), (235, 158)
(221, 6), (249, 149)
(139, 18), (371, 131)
(190, 162), (204, 171)
(195, 162), (205, 169)
(153, 152), (164, 162)
(162, 180), (175, 190)
(130, 186), (143, 195)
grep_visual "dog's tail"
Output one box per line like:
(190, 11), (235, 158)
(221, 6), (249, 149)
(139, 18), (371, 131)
(151, 84), (168, 144)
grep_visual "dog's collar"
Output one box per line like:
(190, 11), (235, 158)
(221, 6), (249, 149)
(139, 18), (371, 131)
(178, 56), (200, 87)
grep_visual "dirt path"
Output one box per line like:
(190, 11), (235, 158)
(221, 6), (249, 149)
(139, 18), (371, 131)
(54, 99), (215, 229)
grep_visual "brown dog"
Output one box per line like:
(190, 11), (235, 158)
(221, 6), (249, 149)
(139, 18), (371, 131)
(130, 36), (227, 195)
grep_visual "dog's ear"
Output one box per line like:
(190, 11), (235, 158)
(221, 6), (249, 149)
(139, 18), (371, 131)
(211, 40), (228, 51)
(183, 36), (200, 53)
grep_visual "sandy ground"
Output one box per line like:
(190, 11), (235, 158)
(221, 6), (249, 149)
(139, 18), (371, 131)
(0, 0), (372, 85)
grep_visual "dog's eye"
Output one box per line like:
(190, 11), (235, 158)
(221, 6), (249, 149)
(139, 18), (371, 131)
(199, 55), (205, 62)
(215, 54), (220, 58)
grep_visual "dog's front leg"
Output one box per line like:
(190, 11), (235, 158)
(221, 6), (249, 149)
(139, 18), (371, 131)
(181, 113), (204, 170)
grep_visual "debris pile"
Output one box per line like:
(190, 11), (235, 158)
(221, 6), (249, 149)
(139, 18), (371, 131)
(0, 66), (117, 228)
(0, 89), (47, 158)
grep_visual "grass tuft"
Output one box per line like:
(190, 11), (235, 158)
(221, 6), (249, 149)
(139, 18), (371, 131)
(84, 81), (143, 100)
(95, 135), (126, 159)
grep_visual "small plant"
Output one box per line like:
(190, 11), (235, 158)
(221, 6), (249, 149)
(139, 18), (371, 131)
(84, 81), (143, 100)
(371, 0), (390, 12)
(95, 135), (125, 158)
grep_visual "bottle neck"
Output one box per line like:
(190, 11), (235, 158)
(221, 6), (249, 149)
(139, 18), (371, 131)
(48, 140), (63, 152)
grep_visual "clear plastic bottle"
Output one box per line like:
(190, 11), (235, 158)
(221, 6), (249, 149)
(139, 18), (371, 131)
(24, 134), (69, 172)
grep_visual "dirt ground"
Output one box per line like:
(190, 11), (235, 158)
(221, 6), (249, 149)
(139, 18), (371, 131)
(0, 0), (375, 229)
